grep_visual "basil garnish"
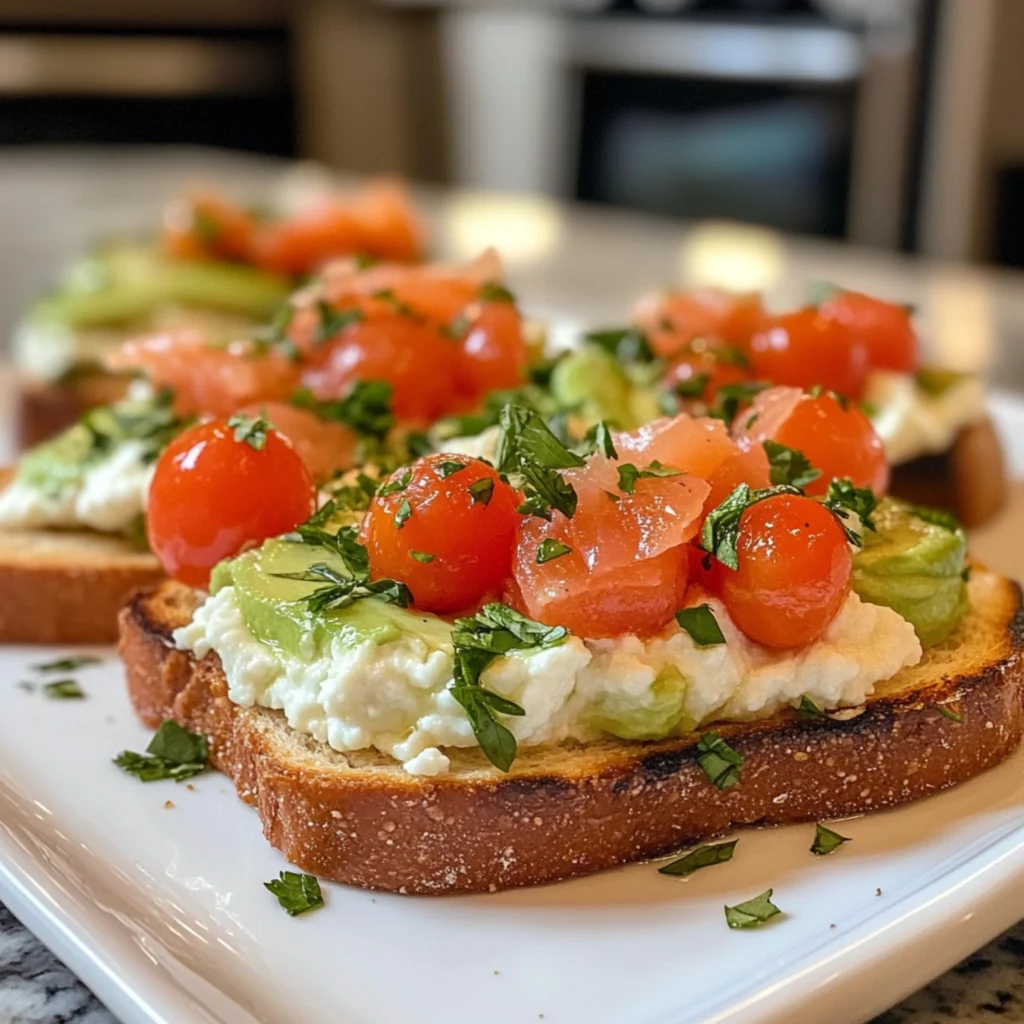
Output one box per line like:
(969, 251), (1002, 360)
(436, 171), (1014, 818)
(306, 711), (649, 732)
(796, 695), (824, 719)
(617, 460), (682, 495)
(763, 441), (821, 489)
(536, 538), (572, 564)
(673, 374), (710, 399)
(227, 413), (269, 451)
(725, 889), (782, 929)
(410, 551), (435, 564)
(708, 381), (769, 423)
(824, 477), (878, 544)
(479, 281), (516, 304)
(315, 300), (363, 344)
(114, 721), (208, 783)
(659, 840), (737, 877)
(393, 499), (413, 530)
(581, 421), (618, 459)
(437, 460), (466, 479)
(42, 679), (84, 700)
(291, 380), (393, 440)
(811, 823), (851, 856)
(468, 478), (495, 506)
(699, 483), (801, 570)
(264, 871), (324, 917)
(274, 562), (411, 613)
(32, 656), (101, 673)
(695, 731), (743, 790)
(675, 604), (726, 647)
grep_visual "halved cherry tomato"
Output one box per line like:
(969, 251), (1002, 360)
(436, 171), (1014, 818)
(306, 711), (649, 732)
(749, 308), (869, 399)
(148, 419), (316, 588)
(739, 390), (889, 496)
(719, 494), (852, 648)
(363, 454), (521, 614)
(702, 441), (772, 519)
(663, 340), (754, 406)
(818, 290), (918, 373)
(633, 288), (765, 359)
(161, 191), (256, 263)
(300, 313), (458, 423)
(454, 297), (527, 398)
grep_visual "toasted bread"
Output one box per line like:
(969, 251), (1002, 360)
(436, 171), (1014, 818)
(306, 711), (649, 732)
(0, 469), (162, 644)
(118, 570), (1024, 894)
(16, 373), (131, 451)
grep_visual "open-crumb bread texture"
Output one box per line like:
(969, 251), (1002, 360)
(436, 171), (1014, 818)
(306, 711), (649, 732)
(119, 569), (1024, 894)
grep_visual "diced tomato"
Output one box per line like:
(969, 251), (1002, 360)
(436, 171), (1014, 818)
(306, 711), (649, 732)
(702, 441), (772, 519)
(237, 401), (355, 482)
(633, 288), (765, 359)
(719, 494), (852, 648)
(106, 330), (301, 419)
(818, 290), (918, 373)
(161, 191), (256, 263)
(363, 455), (521, 614)
(735, 388), (889, 496)
(147, 419), (316, 588)
(454, 296), (527, 399)
(749, 308), (870, 399)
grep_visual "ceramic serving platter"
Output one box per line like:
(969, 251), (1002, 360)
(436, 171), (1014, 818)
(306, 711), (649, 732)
(0, 399), (1023, 1024)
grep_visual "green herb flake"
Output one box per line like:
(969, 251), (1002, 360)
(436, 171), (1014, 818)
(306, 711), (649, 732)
(468, 478), (495, 506)
(291, 380), (394, 441)
(700, 483), (800, 570)
(581, 421), (618, 459)
(584, 326), (656, 364)
(536, 538), (572, 564)
(227, 413), (270, 451)
(604, 490), (621, 503)
(393, 499), (413, 530)
(479, 281), (516, 304)
(659, 840), (737, 877)
(938, 706), (964, 723)
(811, 823), (851, 856)
(695, 731), (744, 790)
(377, 468), (412, 498)
(264, 871), (324, 917)
(674, 373), (710, 399)
(437, 459), (467, 479)
(315, 300), (363, 344)
(910, 503), (962, 533)
(617, 460), (681, 495)
(675, 604), (726, 647)
(191, 206), (222, 244)
(114, 721), (208, 783)
(32, 655), (101, 673)
(709, 381), (769, 423)
(410, 551), (435, 564)
(42, 679), (85, 699)
(763, 440), (821, 489)
(725, 889), (782, 929)
(824, 478), (878, 545)
(916, 366), (967, 397)
(273, 560), (411, 613)
(796, 695), (824, 719)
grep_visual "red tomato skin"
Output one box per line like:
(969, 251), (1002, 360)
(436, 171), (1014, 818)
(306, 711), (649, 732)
(763, 392), (889, 496)
(148, 421), (316, 589)
(363, 455), (521, 614)
(749, 308), (870, 399)
(455, 300), (527, 398)
(634, 289), (765, 359)
(663, 343), (753, 405)
(720, 495), (852, 649)
(818, 291), (917, 373)
(161, 192), (256, 263)
(702, 442), (772, 520)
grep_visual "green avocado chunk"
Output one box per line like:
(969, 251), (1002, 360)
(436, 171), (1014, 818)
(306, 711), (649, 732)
(29, 243), (291, 329)
(851, 498), (968, 648)
(549, 345), (660, 430)
(216, 535), (452, 659)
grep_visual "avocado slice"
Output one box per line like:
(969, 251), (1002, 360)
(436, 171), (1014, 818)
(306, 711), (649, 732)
(549, 346), (660, 431)
(851, 498), (968, 648)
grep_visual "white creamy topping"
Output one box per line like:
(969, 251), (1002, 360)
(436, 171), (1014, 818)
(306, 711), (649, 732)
(0, 441), (152, 534)
(865, 370), (986, 465)
(175, 585), (922, 776)
(437, 425), (500, 464)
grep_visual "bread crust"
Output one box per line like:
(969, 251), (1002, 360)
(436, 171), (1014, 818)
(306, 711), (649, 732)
(119, 573), (1024, 894)
(16, 374), (131, 450)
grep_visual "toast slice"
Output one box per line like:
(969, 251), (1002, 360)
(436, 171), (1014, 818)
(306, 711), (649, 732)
(119, 570), (1024, 894)
(0, 470), (162, 644)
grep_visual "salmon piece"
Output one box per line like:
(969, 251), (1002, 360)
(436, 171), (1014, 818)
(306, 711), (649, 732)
(613, 413), (740, 480)
(701, 441), (772, 521)
(238, 401), (355, 482)
(730, 385), (804, 444)
(107, 330), (301, 419)
(632, 288), (765, 358)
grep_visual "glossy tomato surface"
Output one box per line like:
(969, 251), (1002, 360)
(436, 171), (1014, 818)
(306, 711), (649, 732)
(362, 454), (521, 614)
(455, 298), (527, 398)
(162, 192), (255, 263)
(818, 290), (917, 373)
(634, 289), (765, 358)
(749, 308), (869, 399)
(719, 494), (852, 648)
(663, 341), (754, 406)
(148, 420), (316, 588)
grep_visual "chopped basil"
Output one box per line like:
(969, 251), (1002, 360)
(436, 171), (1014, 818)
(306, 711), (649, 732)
(659, 840), (737, 877)
(604, 490), (621, 503)
(699, 483), (800, 570)
(449, 604), (566, 771)
(410, 551), (435, 564)
(695, 731), (743, 790)
(938, 706), (964, 723)
(393, 500), (412, 529)
(291, 380), (394, 440)
(227, 413), (270, 451)
(709, 381), (769, 423)
(78, 387), (192, 467)
(42, 679), (84, 700)
(32, 655), (101, 673)
(909, 503), (962, 533)
(496, 405), (583, 521)
(114, 721), (208, 783)
(617, 460), (681, 495)
(725, 889), (781, 929)
(326, 473), (379, 512)
(479, 281), (516, 304)
(824, 477), (878, 544)
(442, 313), (471, 341)
(536, 538), (572, 564)
(264, 871), (324, 917)
(673, 374), (710, 400)
(763, 440), (821, 489)
(916, 366), (966, 397)
(315, 300), (363, 344)
(437, 459), (466, 479)
(796, 695), (824, 719)
(675, 605), (726, 647)
(468, 478), (495, 506)
(372, 288), (421, 319)
(377, 468), (412, 498)
(581, 421), (618, 459)
(584, 326), (656, 364)
(274, 561), (411, 613)
(811, 823), (851, 856)
(405, 431), (433, 458)
(709, 346), (750, 369)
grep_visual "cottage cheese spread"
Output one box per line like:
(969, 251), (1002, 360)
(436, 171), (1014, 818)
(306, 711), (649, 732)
(175, 584), (921, 777)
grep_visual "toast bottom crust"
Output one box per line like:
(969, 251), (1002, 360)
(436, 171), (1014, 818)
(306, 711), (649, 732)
(119, 576), (1024, 894)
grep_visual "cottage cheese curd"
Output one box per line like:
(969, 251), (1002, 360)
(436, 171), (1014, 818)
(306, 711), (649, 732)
(0, 440), (152, 534)
(175, 584), (921, 777)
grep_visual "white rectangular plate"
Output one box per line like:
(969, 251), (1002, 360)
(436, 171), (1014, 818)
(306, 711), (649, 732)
(1, 401), (1023, 1024)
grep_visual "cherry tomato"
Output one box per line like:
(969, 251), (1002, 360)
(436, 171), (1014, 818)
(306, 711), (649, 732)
(250, 203), (363, 277)
(663, 340), (754, 406)
(148, 420), (316, 588)
(818, 290), (918, 373)
(455, 298), (527, 398)
(719, 494), (852, 648)
(702, 441), (772, 518)
(761, 391), (889, 496)
(300, 313), (458, 423)
(749, 308), (869, 399)
(363, 454), (521, 613)
(634, 289), (765, 359)
(162, 192), (256, 263)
